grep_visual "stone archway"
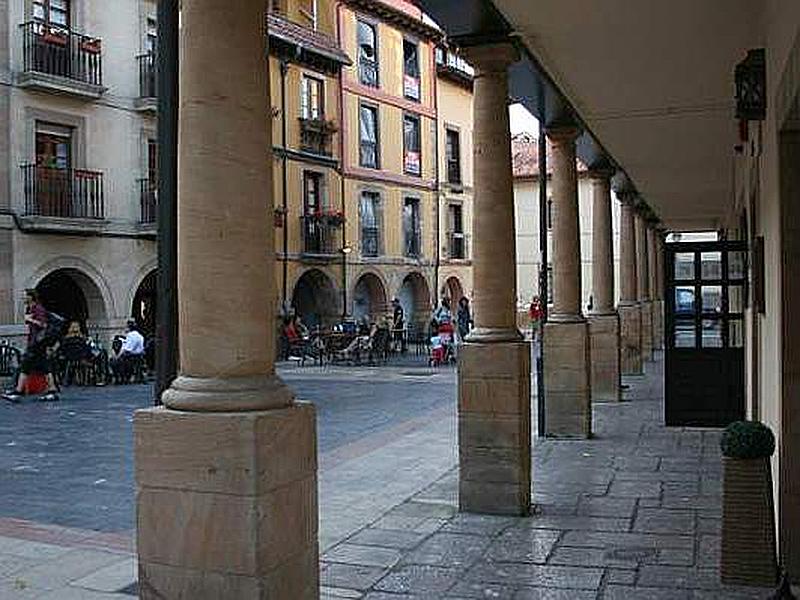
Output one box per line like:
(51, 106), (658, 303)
(36, 268), (108, 332)
(398, 271), (431, 330)
(443, 276), (465, 307)
(291, 269), (340, 329)
(353, 272), (388, 324)
(132, 269), (157, 338)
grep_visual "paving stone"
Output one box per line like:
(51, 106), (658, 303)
(651, 547), (695, 566)
(690, 587), (775, 599)
(697, 517), (721, 536)
(68, 557), (135, 592)
(371, 514), (448, 535)
(12, 548), (128, 591)
(320, 587), (363, 599)
(560, 531), (694, 551)
(633, 508), (696, 534)
(524, 515), (630, 531)
(607, 480), (661, 498)
(637, 498), (662, 508)
(386, 501), (457, 519)
(320, 562), (389, 591)
(347, 528), (430, 550)
(604, 567), (637, 584)
(401, 533), (489, 569)
(512, 588), (596, 599)
(602, 584), (691, 599)
(374, 564), (461, 595)
(324, 543), (403, 568)
(547, 546), (642, 568)
(661, 495), (720, 511)
(695, 535), (720, 568)
(613, 456), (660, 471)
(576, 496), (637, 518)
(440, 513), (516, 536)
(636, 565), (722, 589)
(485, 529), (559, 564)
(466, 561), (604, 590)
(445, 580), (517, 599)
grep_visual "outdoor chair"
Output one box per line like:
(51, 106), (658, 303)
(368, 328), (391, 365)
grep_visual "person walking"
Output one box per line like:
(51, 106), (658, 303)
(391, 298), (406, 353)
(456, 296), (473, 343)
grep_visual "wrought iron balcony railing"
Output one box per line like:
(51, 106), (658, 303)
(20, 21), (103, 87)
(361, 226), (380, 257)
(301, 214), (340, 255)
(139, 178), (157, 224)
(447, 232), (468, 260)
(137, 52), (156, 99)
(22, 164), (104, 219)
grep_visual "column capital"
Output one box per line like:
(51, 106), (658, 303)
(587, 166), (616, 182)
(617, 190), (638, 207)
(460, 42), (519, 74)
(545, 125), (581, 144)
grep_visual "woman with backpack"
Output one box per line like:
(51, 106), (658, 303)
(2, 289), (59, 402)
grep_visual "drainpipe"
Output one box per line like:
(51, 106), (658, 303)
(536, 119), (548, 437)
(336, 1), (348, 320)
(154, 0), (179, 405)
(432, 44), (440, 308)
(280, 59), (289, 311)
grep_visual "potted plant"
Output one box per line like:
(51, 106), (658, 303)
(720, 420), (778, 587)
(80, 38), (102, 54)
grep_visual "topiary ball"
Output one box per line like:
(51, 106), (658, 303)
(720, 421), (776, 459)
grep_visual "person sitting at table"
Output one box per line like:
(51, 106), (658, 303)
(110, 320), (145, 383)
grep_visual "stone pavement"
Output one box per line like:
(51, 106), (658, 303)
(0, 353), (784, 598)
(318, 354), (777, 599)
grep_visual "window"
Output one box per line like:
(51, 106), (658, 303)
(33, 0), (69, 27)
(303, 171), (323, 214)
(36, 122), (72, 169)
(147, 139), (158, 183)
(403, 39), (420, 101)
(300, 76), (324, 120)
(445, 129), (461, 184)
(403, 114), (421, 176)
(357, 20), (378, 87)
(448, 204), (465, 259)
(360, 191), (381, 257)
(359, 104), (379, 168)
(403, 197), (421, 257)
(145, 17), (157, 54)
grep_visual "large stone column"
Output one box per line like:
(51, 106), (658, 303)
(134, 2), (318, 598)
(588, 170), (621, 402)
(543, 126), (591, 437)
(635, 208), (653, 362)
(618, 193), (643, 375)
(458, 42), (530, 516)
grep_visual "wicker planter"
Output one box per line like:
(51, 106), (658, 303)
(720, 422), (779, 587)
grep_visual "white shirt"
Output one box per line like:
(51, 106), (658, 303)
(122, 330), (145, 355)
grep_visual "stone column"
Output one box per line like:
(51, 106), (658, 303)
(588, 170), (621, 402)
(649, 225), (664, 350)
(636, 209), (653, 362)
(542, 126), (591, 437)
(134, 2), (318, 598)
(458, 42), (530, 516)
(618, 193), (643, 375)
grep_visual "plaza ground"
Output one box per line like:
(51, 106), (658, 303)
(0, 354), (779, 598)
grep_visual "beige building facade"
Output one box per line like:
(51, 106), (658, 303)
(0, 0), (159, 344)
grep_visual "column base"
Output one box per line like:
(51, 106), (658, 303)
(543, 320), (591, 438)
(641, 300), (653, 362)
(135, 402), (319, 600)
(653, 299), (665, 350)
(589, 312), (621, 402)
(458, 341), (531, 516)
(619, 303), (643, 375)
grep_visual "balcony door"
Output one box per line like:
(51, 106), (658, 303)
(33, 0), (70, 28)
(34, 123), (71, 217)
(403, 197), (420, 258)
(302, 172), (325, 254)
(664, 241), (747, 426)
(448, 203), (465, 259)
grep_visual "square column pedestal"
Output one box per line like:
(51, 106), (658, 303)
(640, 301), (654, 362)
(653, 300), (665, 350)
(588, 313), (621, 402)
(619, 303), (643, 375)
(543, 320), (591, 438)
(135, 403), (319, 600)
(458, 341), (531, 516)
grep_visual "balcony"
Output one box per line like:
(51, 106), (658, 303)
(447, 232), (468, 260)
(139, 178), (157, 225)
(301, 214), (341, 257)
(299, 118), (336, 157)
(361, 226), (380, 257)
(18, 22), (104, 99)
(135, 53), (156, 112)
(20, 164), (105, 234)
